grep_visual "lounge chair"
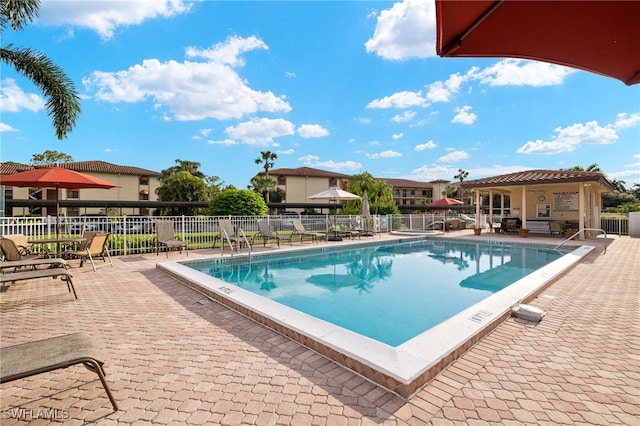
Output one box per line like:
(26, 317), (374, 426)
(0, 237), (41, 262)
(255, 219), (293, 247)
(330, 218), (358, 240)
(0, 333), (118, 411)
(0, 258), (68, 273)
(549, 221), (563, 236)
(2, 234), (33, 255)
(0, 267), (77, 299)
(214, 219), (249, 253)
(67, 233), (113, 271)
(154, 220), (188, 257)
(292, 219), (326, 244)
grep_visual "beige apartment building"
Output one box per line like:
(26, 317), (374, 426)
(263, 167), (451, 212)
(1, 161), (161, 217)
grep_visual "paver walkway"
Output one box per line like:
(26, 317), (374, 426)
(1, 233), (638, 425)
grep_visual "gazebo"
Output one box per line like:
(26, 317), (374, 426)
(459, 170), (616, 238)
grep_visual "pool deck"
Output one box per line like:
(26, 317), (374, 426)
(1, 231), (638, 424)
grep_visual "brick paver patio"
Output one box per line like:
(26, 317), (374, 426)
(1, 233), (638, 425)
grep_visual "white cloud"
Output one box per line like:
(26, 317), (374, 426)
(451, 105), (477, 125)
(314, 160), (363, 173)
(425, 73), (465, 103)
(0, 122), (18, 132)
(365, 0), (436, 60)
(472, 59), (575, 87)
(414, 140), (437, 151)
(366, 150), (402, 159)
(300, 156), (362, 173)
(366, 91), (426, 109)
(517, 121), (618, 155)
(297, 124), (329, 138)
(224, 117), (294, 146)
(40, 0), (192, 40)
(438, 150), (469, 163)
(83, 36), (291, 121)
(391, 111), (416, 123)
(613, 112), (640, 129)
(285, 71), (296, 78)
(279, 149), (295, 155)
(0, 79), (45, 112)
(207, 139), (237, 146)
(355, 117), (371, 125)
(299, 154), (320, 163)
(392, 133), (403, 140)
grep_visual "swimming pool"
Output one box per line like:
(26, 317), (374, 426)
(188, 240), (568, 346)
(158, 237), (593, 398)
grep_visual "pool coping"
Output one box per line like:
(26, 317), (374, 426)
(157, 237), (594, 399)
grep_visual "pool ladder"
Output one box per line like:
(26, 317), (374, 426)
(553, 228), (608, 254)
(221, 228), (252, 259)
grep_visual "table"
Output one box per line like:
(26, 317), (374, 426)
(28, 237), (85, 257)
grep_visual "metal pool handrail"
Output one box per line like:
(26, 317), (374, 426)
(554, 228), (608, 254)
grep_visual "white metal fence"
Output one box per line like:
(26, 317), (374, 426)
(0, 213), (629, 257)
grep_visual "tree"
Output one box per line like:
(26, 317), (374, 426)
(454, 169), (468, 200)
(161, 159), (205, 181)
(156, 171), (207, 215)
(345, 172), (395, 215)
(1, 0), (81, 139)
(208, 189), (268, 216)
(563, 163), (601, 172)
(250, 175), (277, 202)
(442, 184), (457, 198)
(254, 151), (277, 202)
(30, 150), (73, 165)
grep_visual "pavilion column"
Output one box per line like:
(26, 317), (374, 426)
(488, 190), (494, 226)
(521, 186), (527, 228)
(475, 189), (481, 225)
(578, 183), (586, 240)
(500, 193), (505, 219)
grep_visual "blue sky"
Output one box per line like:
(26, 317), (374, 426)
(2, 0), (639, 189)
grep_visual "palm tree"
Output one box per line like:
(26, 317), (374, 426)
(250, 175), (277, 202)
(1, 0), (81, 139)
(454, 169), (469, 201)
(255, 151), (278, 202)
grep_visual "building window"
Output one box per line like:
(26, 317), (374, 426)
(67, 190), (79, 199)
(4, 189), (13, 200)
(139, 208), (149, 216)
(139, 176), (149, 185)
(67, 207), (79, 216)
(277, 175), (286, 185)
(139, 190), (149, 201)
(329, 178), (337, 187)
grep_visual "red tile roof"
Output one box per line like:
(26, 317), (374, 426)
(0, 161), (160, 177)
(459, 169), (616, 192)
(265, 167), (350, 178)
(383, 178), (434, 188)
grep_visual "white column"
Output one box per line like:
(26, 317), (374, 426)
(521, 186), (527, 228)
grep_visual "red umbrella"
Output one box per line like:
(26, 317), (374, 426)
(435, 0), (640, 86)
(428, 197), (463, 207)
(1, 167), (118, 237)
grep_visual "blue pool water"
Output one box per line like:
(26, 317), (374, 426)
(189, 240), (568, 346)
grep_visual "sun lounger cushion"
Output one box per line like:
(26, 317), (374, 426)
(0, 333), (118, 411)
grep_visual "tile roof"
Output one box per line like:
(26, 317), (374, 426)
(265, 167), (350, 178)
(0, 160), (160, 177)
(383, 178), (434, 188)
(459, 169), (616, 192)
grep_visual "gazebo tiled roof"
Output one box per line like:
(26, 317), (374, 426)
(459, 169), (616, 192)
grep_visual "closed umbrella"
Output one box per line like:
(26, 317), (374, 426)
(435, 0), (640, 86)
(0, 167), (118, 239)
(361, 190), (371, 219)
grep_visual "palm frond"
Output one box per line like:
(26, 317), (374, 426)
(1, 44), (81, 139)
